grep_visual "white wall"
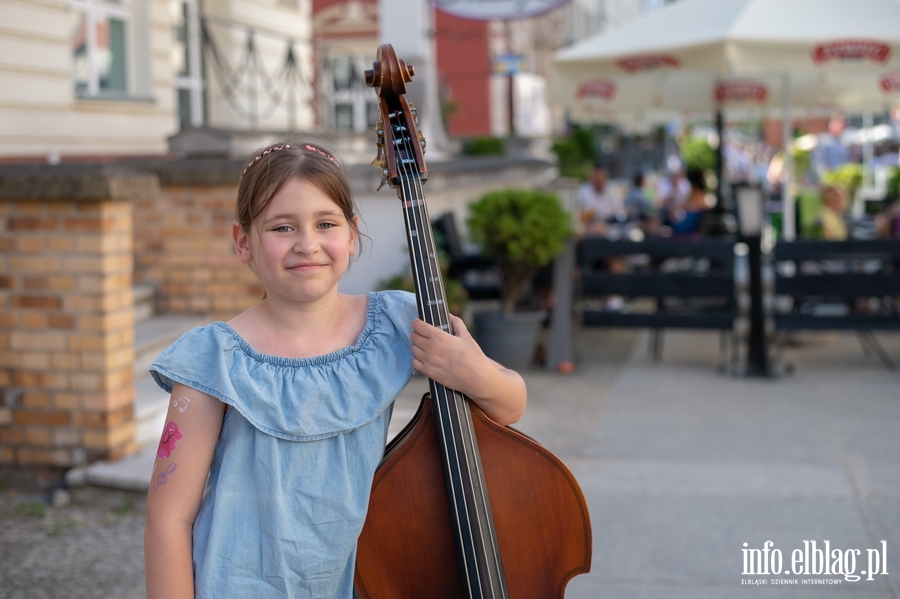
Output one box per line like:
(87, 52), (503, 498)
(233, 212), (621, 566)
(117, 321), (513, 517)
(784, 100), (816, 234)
(0, 0), (178, 159)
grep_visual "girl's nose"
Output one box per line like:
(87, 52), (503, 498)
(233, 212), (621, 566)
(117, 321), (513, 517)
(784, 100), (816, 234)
(293, 231), (318, 254)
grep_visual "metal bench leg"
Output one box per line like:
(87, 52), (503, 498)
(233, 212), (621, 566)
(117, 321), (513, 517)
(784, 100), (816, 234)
(856, 330), (896, 370)
(649, 328), (664, 362)
(717, 329), (730, 372)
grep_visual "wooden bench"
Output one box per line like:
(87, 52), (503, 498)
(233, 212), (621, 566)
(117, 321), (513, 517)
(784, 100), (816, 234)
(772, 240), (900, 368)
(577, 237), (737, 362)
(431, 212), (500, 301)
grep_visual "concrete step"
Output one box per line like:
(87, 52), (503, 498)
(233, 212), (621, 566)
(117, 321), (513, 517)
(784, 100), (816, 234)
(133, 314), (210, 449)
(135, 314), (210, 378)
(133, 283), (157, 323)
(135, 375), (170, 451)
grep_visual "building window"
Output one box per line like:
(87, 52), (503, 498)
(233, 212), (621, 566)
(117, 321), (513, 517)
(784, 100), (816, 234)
(70, 0), (131, 97)
(171, 0), (204, 128)
(325, 54), (378, 133)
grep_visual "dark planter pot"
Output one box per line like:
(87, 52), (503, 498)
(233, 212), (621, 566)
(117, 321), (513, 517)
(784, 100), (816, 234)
(473, 310), (545, 371)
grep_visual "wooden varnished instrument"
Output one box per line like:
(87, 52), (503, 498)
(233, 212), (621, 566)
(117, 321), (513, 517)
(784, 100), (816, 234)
(354, 44), (591, 599)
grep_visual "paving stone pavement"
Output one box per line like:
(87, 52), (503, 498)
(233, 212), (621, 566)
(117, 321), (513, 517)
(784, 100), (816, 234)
(1, 326), (898, 599)
(0, 485), (147, 599)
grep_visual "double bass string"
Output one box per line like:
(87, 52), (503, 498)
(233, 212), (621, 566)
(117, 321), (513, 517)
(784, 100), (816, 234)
(391, 109), (506, 598)
(390, 110), (487, 595)
(389, 113), (476, 572)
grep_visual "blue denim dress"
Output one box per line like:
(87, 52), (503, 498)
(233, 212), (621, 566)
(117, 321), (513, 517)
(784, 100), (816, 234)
(150, 290), (417, 599)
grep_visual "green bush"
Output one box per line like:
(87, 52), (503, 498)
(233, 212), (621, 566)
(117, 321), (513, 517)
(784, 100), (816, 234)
(795, 189), (823, 239)
(680, 137), (716, 174)
(551, 125), (596, 180)
(467, 189), (571, 313)
(821, 163), (863, 200)
(792, 147), (812, 180)
(885, 166), (900, 202)
(462, 137), (505, 156)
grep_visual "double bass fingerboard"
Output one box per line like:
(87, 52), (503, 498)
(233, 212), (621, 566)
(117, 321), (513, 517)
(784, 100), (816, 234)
(387, 108), (511, 599)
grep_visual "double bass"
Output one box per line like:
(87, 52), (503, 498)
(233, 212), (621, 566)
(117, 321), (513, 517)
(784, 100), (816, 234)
(354, 44), (591, 599)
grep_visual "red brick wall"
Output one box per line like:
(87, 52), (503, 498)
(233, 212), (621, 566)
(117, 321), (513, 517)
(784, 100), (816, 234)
(0, 196), (137, 467)
(133, 182), (262, 318)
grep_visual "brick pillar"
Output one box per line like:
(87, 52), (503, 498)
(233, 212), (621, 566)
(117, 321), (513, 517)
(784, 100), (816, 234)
(0, 166), (157, 468)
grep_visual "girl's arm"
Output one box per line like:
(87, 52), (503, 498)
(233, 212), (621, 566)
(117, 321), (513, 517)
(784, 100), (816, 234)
(145, 383), (226, 599)
(409, 315), (527, 426)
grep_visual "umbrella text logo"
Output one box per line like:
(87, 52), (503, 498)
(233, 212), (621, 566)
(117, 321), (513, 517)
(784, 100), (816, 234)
(880, 72), (900, 93)
(616, 54), (680, 73)
(577, 80), (616, 100)
(715, 81), (768, 103)
(813, 39), (891, 64)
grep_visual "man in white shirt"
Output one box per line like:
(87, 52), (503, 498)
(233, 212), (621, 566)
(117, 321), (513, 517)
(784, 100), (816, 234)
(578, 166), (620, 235)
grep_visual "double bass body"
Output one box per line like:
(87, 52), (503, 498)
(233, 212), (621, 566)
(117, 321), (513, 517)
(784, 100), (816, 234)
(355, 395), (592, 598)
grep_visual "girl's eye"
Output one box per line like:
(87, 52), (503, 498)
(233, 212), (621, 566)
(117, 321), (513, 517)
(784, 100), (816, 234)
(273, 225), (293, 233)
(318, 222), (336, 229)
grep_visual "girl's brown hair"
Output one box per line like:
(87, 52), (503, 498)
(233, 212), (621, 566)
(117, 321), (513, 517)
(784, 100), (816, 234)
(236, 139), (365, 256)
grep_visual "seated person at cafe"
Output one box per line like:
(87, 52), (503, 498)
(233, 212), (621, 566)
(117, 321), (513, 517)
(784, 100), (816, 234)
(623, 172), (655, 221)
(623, 172), (661, 236)
(666, 170), (710, 237)
(655, 168), (690, 213)
(875, 199), (900, 238)
(818, 184), (848, 241)
(578, 166), (621, 235)
(578, 166), (626, 304)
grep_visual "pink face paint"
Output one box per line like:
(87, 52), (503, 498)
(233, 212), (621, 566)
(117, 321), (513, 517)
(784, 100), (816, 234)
(156, 421), (183, 460)
(153, 463), (177, 492)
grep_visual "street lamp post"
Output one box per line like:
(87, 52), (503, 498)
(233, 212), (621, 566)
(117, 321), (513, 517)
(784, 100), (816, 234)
(734, 184), (771, 377)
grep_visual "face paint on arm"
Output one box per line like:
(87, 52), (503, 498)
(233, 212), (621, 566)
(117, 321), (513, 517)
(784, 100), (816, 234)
(156, 421), (183, 460)
(152, 463), (177, 492)
(172, 395), (191, 413)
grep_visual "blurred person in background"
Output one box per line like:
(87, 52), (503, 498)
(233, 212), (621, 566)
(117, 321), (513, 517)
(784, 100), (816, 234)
(655, 168), (690, 213)
(622, 172), (660, 236)
(874, 200), (900, 238)
(667, 170), (711, 238)
(578, 166), (621, 235)
(814, 116), (850, 177)
(818, 185), (848, 241)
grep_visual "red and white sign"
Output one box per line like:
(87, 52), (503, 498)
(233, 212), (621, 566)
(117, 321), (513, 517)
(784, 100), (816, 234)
(616, 54), (680, 73)
(715, 81), (768, 103)
(812, 39), (892, 64)
(577, 79), (616, 100)
(880, 72), (900, 93)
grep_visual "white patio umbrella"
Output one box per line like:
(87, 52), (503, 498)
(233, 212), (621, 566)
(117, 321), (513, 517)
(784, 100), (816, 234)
(562, 70), (898, 125)
(552, 0), (900, 239)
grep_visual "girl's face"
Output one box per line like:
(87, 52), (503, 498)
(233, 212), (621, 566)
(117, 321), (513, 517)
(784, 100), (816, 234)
(233, 177), (358, 305)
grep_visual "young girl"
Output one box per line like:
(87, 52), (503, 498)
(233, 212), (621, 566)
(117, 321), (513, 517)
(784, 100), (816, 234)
(143, 141), (527, 599)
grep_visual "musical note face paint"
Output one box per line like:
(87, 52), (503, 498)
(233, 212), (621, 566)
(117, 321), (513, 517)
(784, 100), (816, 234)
(156, 421), (183, 460)
(153, 463), (177, 492)
(173, 395), (191, 413)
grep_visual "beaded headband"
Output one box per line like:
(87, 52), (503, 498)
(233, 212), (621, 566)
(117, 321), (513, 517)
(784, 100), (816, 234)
(241, 144), (340, 177)
(304, 144), (340, 168)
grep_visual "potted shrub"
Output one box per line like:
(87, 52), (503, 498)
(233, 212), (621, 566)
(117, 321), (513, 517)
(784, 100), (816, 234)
(466, 188), (571, 369)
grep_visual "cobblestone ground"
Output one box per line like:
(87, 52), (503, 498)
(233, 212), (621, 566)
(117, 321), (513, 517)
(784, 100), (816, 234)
(0, 481), (147, 599)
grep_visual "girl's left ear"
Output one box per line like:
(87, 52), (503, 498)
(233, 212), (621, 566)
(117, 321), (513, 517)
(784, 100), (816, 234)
(349, 215), (359, 256)
(232, 221), (253, 264)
